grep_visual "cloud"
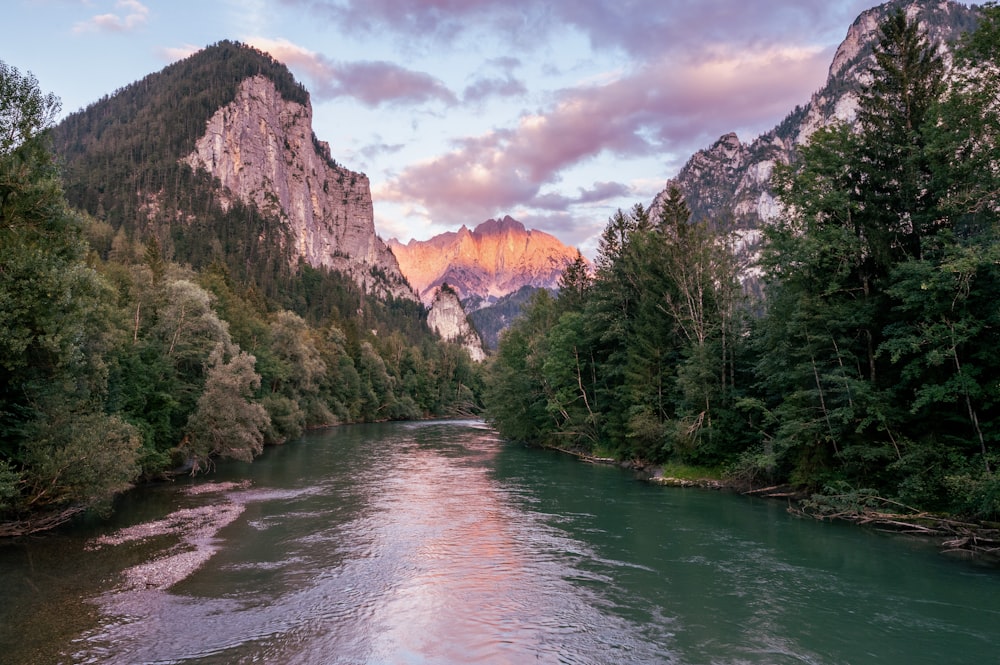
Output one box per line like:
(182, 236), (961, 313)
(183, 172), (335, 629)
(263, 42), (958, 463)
(379, 41), (830, 226)
(463, 75), (528, 103)
(248, 37), (457, 107)
(158, 44), (201, 63)
(514, 211), (607, 255)
(73, 0), (149, 33)
(280, 0), (871, 58)
(359, 140), (407, 161)
(377, 130), (540, 224)
(462, 56), (526, 102)
(486, 56), (522, 72)
(284, 0), (878, 246)
(531, 181), (632, 211)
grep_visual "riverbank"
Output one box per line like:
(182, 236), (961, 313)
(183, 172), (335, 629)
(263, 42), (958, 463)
(0, 414), (483, 540)
(544, 444), (1000, 565)
(705, 475), (999, 564)
(10, 419), (999, 665)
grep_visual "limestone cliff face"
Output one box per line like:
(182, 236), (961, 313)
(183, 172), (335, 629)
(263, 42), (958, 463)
(426, 287), (487, 362)
(184, 75), (415, 301)
(653, 0), (978, 232)
(388, 216), (581, 308)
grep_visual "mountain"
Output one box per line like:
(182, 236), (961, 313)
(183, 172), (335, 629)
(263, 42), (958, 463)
(388, 216), (581, 308)
(425, 286), (487, 362)
(468, 285), (547, 350)
(52, 40), (415, 302)
(653, 0), (980, 234)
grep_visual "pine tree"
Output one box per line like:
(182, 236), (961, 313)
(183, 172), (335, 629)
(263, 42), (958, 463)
(758, 10), (948, 488)
(855, 7), (945, 265)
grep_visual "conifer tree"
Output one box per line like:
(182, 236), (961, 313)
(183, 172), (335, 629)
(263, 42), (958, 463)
(759, 10), (947, 486)
(855, 7), (945, 265)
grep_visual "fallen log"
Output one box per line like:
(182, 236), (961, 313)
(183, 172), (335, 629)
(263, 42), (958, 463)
(0, 507), (84, 538)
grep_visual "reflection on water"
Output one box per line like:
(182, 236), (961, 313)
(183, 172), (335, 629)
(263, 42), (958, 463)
(1, 420), (999, 664)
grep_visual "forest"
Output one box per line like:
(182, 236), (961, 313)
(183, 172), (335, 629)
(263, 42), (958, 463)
(3, 7), (999, 535)
(485, 8), (1000, 521)
(0, 49), (484, 535)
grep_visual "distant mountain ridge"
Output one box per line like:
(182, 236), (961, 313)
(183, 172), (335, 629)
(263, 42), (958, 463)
(468, 285), (546, 350)
(388, 216), (582, 308)
(654, 0), (980, 234)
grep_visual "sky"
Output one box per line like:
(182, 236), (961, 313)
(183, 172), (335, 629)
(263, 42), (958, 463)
(4, 0), (954, 256)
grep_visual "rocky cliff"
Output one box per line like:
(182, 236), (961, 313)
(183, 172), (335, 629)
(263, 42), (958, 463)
(426, 286), (487, 361)
(184, 74), (415, 301)
(654, 0), (979, 232)
(388, 216), (581, 307)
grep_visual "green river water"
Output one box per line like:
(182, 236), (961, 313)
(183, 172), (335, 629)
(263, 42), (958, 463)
(1, 420), (998, 664)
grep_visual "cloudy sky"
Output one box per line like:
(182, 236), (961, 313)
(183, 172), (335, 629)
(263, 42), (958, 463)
(5, 0), (949, 255)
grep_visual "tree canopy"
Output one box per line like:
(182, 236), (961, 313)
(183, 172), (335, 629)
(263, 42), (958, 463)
(0, 57), (487, 535)
(485, 7), (1000, 521)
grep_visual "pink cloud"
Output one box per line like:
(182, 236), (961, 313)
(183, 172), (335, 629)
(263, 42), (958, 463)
(158, 44), (201, 63)
(281, 0), (872, 58)
(532, 182), (632, 211)
(249, 37), (456, 107)
(73, 0), (149, 34)
(284, 0), (878, 238)
(380, 43), (831, 226)
(462, 75), (528, 103)
(334, 61), (457, 106)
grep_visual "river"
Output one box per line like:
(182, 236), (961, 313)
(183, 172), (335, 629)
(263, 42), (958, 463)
(1, 420), (998, 664)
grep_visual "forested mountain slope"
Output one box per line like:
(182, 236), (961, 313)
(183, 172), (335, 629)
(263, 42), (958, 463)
(0, 46), (483, 536)
(653, 0), (980, 234)
(52, 40), (413, 302)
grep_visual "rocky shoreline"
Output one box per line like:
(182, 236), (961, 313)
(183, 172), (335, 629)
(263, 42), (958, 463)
(87, 480), (250, 591)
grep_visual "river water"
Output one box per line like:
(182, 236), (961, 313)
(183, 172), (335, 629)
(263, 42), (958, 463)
(1, 420), (999, 664)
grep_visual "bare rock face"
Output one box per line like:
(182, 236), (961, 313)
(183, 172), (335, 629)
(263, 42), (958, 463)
(388, 216), (581, 308)
(426, 287), (487, 362)
(653, 0), (978, 232)
(184, 75), (415, 301)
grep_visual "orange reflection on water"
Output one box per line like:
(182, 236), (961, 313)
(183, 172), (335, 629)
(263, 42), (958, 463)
(363, 430), (563, 663)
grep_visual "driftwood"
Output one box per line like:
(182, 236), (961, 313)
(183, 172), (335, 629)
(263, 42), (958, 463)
(790, 496), (1000, 561)
(0, 507), (85, 538)
(550, 446), (617, 464)
(548, 447), (1000, 563)
(744, 484), (805, 499)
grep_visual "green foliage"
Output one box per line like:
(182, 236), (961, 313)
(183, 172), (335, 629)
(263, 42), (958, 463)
(750, 8), (1000, 516)
(928, 4), (1000, 229)
(0, 461), (19, 512)
(658, 462), (724, 482)
(0, 61), (60, 155)
(183, 345), (269, 471)
(21, 410), (141, 513)
(1, 62), (146, 520)
(486, 197), (750, 465)
(485, 8), (1000, 523)
(945, 466), (1000, 520)
(0, 52), (487, 532)
(484, 290), (558, 445)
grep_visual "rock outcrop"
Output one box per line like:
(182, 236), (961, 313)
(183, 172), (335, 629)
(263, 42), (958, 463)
(653, 0), (979, 232)
(184, 75), (415, 301)
(388, 216), (581, 308)
(426, 286), (487, 361)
